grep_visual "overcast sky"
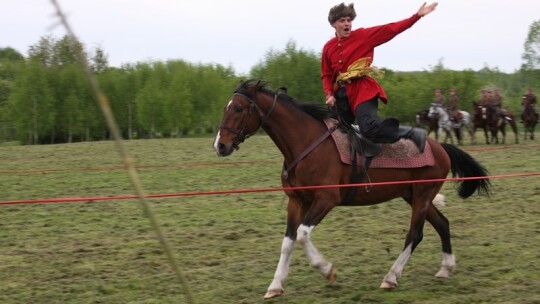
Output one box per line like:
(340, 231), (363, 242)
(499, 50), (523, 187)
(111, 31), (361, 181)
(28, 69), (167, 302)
(2, 1), (539, 74)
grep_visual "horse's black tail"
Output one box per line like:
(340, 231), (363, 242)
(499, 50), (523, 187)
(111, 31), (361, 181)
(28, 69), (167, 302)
(441, 143), (491, 198)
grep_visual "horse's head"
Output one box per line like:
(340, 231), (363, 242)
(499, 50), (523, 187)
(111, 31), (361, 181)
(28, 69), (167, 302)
(454, 111), (463, 121)
(428, 103), (440, 118)
(416, 109), (429, 125)
(213, 80), (275, 156)
(472, 101), (486, 118)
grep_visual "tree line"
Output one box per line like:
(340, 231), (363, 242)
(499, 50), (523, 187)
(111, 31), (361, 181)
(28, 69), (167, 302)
(1, 20), (539, 144)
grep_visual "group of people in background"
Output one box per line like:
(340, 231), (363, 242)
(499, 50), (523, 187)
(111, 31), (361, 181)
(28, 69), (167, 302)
(478, 88), (508, 120)
(432, 87), (538, 123)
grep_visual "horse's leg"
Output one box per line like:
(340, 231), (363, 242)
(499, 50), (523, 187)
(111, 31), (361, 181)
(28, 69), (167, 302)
(469, 124), (476, 144)
(439, 126), (445, 143)
(446, 127), (453, 144)
(264, 197), (306, 299)
(296, 193), (338, 282)
(511, 121), (519, 143)
(455, 127), (463, 145)
(490, 127), (498, 144)
(297, 223), (336, 282)
(380, 191), (432, 289)
(425, 203), (456, 278)
(265, 193), (338, 299)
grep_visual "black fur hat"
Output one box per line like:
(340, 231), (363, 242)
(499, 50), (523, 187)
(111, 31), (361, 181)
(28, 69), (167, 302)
(328, 3), (357, 25)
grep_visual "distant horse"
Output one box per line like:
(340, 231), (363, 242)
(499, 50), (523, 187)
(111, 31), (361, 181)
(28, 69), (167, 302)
(521, 95), (538, 140)
(472, 101), (490, 144)
(420, 107), (473, 144)
(214, 80), (490, 299)
(428, 104), (455, 144)
(427, 104), (473, 145)
(416, 109), (438, 138)
(485, 105), (519, 144)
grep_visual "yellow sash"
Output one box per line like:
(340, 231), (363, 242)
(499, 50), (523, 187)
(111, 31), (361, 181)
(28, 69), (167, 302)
(335, 57), (384, 84)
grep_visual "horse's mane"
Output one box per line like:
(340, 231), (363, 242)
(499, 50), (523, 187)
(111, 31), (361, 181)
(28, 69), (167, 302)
(235, 80), (332, 122)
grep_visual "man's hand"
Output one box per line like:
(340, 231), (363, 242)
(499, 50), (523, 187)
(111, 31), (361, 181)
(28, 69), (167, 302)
(417, 2), (438, 17)
(326, 95), (336, 107)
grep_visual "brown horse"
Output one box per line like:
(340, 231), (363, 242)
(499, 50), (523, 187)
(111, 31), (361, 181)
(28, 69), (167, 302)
(521, 95), (538, 140)
(213, 80), (491, 299)
(472, 101), (491, 144)
(485, 105), (519, 144)
(416, 109), (438, 137)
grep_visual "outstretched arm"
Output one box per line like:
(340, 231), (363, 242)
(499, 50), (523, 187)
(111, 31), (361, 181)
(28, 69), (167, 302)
(417, 2), (438, 17)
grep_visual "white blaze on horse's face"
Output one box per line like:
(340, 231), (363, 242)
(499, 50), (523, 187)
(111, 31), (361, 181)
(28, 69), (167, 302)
(213, 99), (234, 155)
(225, 99), (233, 111)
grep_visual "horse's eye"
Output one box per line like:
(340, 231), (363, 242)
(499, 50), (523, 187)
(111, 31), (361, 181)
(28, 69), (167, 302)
(235, 105), (243, 112)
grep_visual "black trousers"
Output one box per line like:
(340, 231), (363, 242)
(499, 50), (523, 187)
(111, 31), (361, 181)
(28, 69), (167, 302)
(335, 86), (404, 144)
(335, 85), (356, 125)
(354, 97), (401, 144)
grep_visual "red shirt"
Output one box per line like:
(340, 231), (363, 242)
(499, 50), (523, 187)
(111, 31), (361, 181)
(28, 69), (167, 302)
(321, 14), (421, 112)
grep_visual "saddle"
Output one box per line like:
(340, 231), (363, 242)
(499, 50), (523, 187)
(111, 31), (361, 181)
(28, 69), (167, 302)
(324, 119), (434, 169)
(323, 118), (434, 206)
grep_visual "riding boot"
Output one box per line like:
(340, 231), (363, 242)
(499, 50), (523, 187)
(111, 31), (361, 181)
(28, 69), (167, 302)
(397, 126), (426, 153)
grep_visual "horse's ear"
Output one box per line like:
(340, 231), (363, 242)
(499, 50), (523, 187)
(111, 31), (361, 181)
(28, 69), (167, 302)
(253, 80), (270, 92)
(234, 80), (245, 92)
(277, 87), (288, 95)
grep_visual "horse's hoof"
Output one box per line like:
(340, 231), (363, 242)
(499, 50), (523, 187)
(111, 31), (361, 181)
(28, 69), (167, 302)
(380, 281), (398, 289)
(264, 289), (283, 299)
(435, 269), (451, 278)
(326, 266), (337, 283)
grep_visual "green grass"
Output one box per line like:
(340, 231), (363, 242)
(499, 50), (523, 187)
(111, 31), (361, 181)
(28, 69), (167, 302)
(0, 135), (539, 304)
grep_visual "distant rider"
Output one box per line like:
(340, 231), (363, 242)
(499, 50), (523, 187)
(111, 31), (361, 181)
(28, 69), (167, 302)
(447, 88), (459, 121)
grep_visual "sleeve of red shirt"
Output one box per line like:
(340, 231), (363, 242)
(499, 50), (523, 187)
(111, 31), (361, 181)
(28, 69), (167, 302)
(321, 43), (335, 99)
(363, 13), (421, 48)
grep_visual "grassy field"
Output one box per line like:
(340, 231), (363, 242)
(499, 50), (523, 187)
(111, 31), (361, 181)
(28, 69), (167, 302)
(0, 133), (539, 304)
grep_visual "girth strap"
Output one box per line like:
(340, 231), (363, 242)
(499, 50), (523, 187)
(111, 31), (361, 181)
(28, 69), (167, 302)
(341, 154), (373, 205)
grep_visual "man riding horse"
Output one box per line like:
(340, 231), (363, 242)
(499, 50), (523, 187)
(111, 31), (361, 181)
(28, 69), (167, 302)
(479, 88), (509, 125)
(491, 88), (511, 124)
(321, 2), (437, 153)
(433, 88), (446, 107)
(447, 88), (461, 122)
(479, 89), (490, 106)
(521, 87), (539, 122)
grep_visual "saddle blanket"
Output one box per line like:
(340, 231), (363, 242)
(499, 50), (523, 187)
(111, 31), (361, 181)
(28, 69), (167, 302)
(324, 119), (435, 168)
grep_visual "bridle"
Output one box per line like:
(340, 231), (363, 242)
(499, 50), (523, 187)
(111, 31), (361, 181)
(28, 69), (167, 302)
(219, 91), (278, 150)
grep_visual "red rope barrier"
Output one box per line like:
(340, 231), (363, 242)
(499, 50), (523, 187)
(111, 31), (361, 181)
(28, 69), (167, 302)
(1, 144), (538, 175)
(1, 172), (538, 205)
